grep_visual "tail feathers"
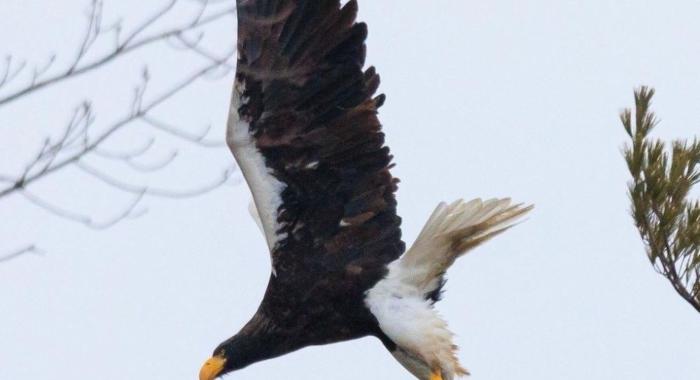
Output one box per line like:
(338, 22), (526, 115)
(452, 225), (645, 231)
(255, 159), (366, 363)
(402, 198), (533, 293)
(439, 198), (533, 254)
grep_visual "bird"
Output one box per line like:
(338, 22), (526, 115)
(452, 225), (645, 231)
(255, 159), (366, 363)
(199, 1), (532, 379)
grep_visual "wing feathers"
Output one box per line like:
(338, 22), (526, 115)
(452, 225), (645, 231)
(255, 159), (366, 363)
(232, 0), (403, 281)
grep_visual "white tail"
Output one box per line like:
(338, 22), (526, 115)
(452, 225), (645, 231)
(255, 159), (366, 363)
(400, 198), (533, 294)
(367, 198), (533, 379)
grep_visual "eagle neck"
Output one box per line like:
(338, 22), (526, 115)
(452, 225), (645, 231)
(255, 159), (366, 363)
(221, 313), (295, 371)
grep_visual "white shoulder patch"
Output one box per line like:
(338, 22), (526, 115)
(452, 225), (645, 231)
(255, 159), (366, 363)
(248, 198), (265, 237)
(226, 80), (288, 250)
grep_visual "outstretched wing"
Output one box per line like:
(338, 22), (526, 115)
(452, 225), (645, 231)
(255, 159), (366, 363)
(229, 0), (404, 282)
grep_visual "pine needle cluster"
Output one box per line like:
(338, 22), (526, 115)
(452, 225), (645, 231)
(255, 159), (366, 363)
(621, 86), (700, 313)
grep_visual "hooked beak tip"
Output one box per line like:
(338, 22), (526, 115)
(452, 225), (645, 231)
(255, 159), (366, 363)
(199, 355), (226, 380)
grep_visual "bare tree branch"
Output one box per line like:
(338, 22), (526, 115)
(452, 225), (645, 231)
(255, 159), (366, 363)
(141, 115), (224, 147)
(0, 48), (235, 200)
(22, 189), (147, 230)
(94, 138), (156, 160)
(0, 1), (237, 253)
(124, 150), (179, 172)
(76, 161), (234, 198)
(168, 33), (236, 72)
(0, 56), (28, 89)
(0, 0), (235, 107)
(117, 0), (178, 51)
(0, 245), (43, 263)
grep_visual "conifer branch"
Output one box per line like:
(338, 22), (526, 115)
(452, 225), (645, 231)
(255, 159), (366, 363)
(621, 86), (700, 313)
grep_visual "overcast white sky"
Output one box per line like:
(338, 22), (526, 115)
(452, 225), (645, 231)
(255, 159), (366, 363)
(1, 1), (700, 379)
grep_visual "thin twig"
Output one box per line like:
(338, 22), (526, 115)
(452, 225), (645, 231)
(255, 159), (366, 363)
(68, 0), (102, 72)
(76, 161), (234, 198)
(125, 150), (178, 172)
(169, 33), (236, 71)
(93, 138), (156, 160)
(0, 56), (27, 89)
(0, 245), (42, 263)
(141, 115), (224, 147)
(0, 53), (234, 200)
(0, 1), (235, 107)
(1, 0), (236, 245)
(22, 189), (147, 229)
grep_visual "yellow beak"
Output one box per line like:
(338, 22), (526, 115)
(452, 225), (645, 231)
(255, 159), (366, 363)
(199, 355), (226, 380)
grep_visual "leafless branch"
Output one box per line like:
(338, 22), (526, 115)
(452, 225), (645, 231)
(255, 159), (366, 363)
(22, 189), (147, 230)
(141, 115), (224, 147)
(0, 0), (235, 107)
(1, 44), (235, 199)
(76, 161), (234, 198)
(1, 0), (237, 257)
(125, 150), (179, 172)
(168, 33), (236, 72)
(118, 0), (178, 50)
(93, 138), (156, 160)
(0, 56), (28, 89)
(0, 245), (43, 263)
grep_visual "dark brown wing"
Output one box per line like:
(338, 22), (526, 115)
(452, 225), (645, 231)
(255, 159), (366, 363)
(230, 0), (403, 306)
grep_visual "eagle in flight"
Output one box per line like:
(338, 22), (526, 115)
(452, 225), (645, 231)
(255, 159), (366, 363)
(200, 1), (532, 379)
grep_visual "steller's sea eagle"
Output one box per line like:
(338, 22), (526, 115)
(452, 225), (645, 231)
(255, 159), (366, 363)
(200, 1), (532, 379)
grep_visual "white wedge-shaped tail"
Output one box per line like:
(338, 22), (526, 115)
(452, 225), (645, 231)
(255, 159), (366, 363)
(402, 198), (533, 295)
(366, 198), (533, 380)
